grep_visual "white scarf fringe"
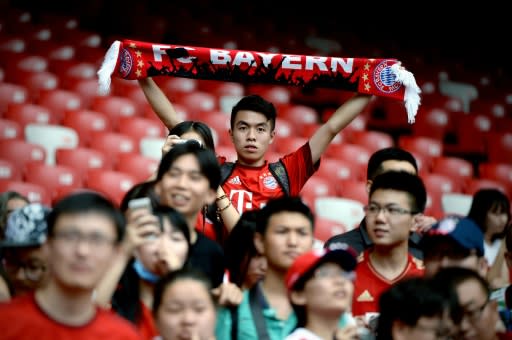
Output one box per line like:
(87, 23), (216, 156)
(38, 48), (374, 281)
(97, 40), (121, 96)
(391, 63), (421, 124)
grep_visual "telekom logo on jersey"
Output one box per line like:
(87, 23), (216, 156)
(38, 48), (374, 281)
(229, 190), (263, 212)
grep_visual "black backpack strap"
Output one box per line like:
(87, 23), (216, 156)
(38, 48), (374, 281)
(229, 305), (238, 340)
(268, 160), (290, 196)
(248, 284), (271, 340)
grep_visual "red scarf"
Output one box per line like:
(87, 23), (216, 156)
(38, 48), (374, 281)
(98, 39), (421, 123)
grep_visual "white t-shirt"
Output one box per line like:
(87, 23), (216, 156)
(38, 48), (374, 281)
(485, 239), (502, 266)
(285, 328), (324, 340)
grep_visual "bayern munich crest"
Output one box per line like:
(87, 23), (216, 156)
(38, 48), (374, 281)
(119, 48), (133, 78)
(373, 60), (402, 94)
(263, 176), (278, 190)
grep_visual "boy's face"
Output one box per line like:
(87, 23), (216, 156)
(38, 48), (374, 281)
(229, 110), (275, 166)
(254, 211), (314, 272)
(45, 212), (118, 291)
(365, 189), (416, 248)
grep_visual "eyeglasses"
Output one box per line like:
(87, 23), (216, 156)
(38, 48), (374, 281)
(463, 298), (489, 322)
(3, 258), (46, 282)
(363, 204), (418, 217)
(52, 230), (116, 249)
(313, 267), (356, 282)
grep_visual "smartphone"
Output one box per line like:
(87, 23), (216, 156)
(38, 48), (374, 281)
(128, 197), (153, 212)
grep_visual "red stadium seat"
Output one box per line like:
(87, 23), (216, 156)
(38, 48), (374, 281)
(157, 77), (198, 98)
(88, 131), (137, 164)
(431, 156), (474, 190)
(300, 176), (337, 210)
(197, 80), (245, 97)
(350, 130), (394, 154)
(0, 118), (22, 140)
(314, 216), (347, 243)
(90, 96), (138, 129)
(5, 103), (57, 128)
(0, 83), (28, 114)
(199, 111), (231, 147)
(176, 91), (218, 116)
(85, 169), (137, 207)
(55, 147), (111, 178)
(398, 135), (443, 171)
(485, 132), (512, 164)
(444, 113), (494, 156)
(280, 104), (318, 131)
(68, 78), (102, 109)
(13, 70), (59, 101)
(411, 106), (451, 140)
(0, 139), (46, 168)
(116, 153), (159, 182)
(314, 196), (365, 232)
(0, 159), (19, 180)
(422, 173), (460, 198)
(465, 178), (510, 198)
(479, 163), (512, 193)
(37, 88), (82, 122)
(316, 158), (359, 184)
(0, 180), (50, 205)
(59, 62), (97, 89)
(324, 144), (371, 181)
(61, 109), (112, 146)
(117, 116), (166, 144)
(336, 180), (368, 205)
(272, 136), (307, 155)
(23, 163), (83, 200)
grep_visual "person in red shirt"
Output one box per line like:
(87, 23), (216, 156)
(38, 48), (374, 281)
(352, 171), (426, 318)
(138, 78), (372, 228)
(0, 191), (142, 339)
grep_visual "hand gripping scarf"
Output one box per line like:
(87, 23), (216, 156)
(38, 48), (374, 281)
(98, 39), (421, 123)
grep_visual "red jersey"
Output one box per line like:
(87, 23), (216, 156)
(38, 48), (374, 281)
(137, 301), (159, 340)
(221, 142), (317, 213)
(0, 293), (142, 340)
(351, 250), (424, 316)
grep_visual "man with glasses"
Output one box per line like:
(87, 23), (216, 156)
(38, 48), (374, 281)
(433, 267), (512, 340)
(352, 171), (426, 318)
(0, 203), (51, 298)
(0, 192), (142, 339)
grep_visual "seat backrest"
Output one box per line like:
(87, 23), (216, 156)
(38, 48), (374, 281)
(85, 169), (137, 207)
(314, 196), (365, 232)
(441, 193), (473, 217)
(55, 147), (111, 177)
(0, 139), (46, 168)
(25, 123), (79, 165)
(0, 179), (51, 205)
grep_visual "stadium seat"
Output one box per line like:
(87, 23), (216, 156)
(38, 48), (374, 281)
(0, 159), (19, 180)
(336, 179), (368, 205)
(55, 147), (111, 178)
(300, 176), (337, 210)
(37, 88), (82, 121)
(280, 104), (318, 131)
(324, 144), (371, 181)
(68, 78), (103, 109)
(88, 131), (137, 164)
(485, 132), (512, 164)
(157, 77), (198, 98)
(314, 216), (347, 243)
(422, 173), (460, 196)
(0, 139), (46, 168)
(61, 109), (112, 146)
(59, 62), (97, 89)
(465, 178), (510, 198)
(411, 106), (450, 140)
(350, 130), (394, 154)
(0, 118), (22, 140)
(23, 163), (83, 200)
(215, 145), (238, 163)
(85, 169), (137, 207)
(197, 80), (245, 97)
(272, 136), (307, 155)
(479, 162), (512, 193)
(0, 82), (28, 114)
(116, 153), (159, 182)
(117, 116), (167, 144)
(441, 193), (473, 217)
(5, 103), (57, 128)
(0, 180), (50, 205)
(444, 113), (494, 156)
(176, 91), (218, 116)
(398, 136), (443, 171)
(431, 156), (474, 190)
(198, 111), (230, 147)
(273, 118), (294, 141)
(316, 158), (359, 184)
(14, 70), (59, 101)
(90, 96), (138, 129)
(140, 137), (166, 161)
(25, 123), (79, 165)
(366, 97), (412, 134)
(314, 196), (365, 232)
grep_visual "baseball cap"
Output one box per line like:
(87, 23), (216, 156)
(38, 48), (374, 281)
(0, 203), (51, 248)
(285, 242), (357, 291)
(422, 216), (484, 257)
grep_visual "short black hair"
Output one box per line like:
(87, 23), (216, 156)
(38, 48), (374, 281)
(367, 147), (418, 181)
(168, 121), (216, 152)
(47, 191), (125, 243)
(256, 196), (314, 235)
(230, 94), (277, 130)
(369, 171), (427, 213)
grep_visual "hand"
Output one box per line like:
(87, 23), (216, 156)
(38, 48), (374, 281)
(211, 282), (243, 307)
(162, 134), (184, 156)
(122, 208), (160, 255)
(413, 214), (437, 234)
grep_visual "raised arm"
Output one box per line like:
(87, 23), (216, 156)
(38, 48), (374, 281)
(308, 93), (372, 164)
(138, 78), (183, 129)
